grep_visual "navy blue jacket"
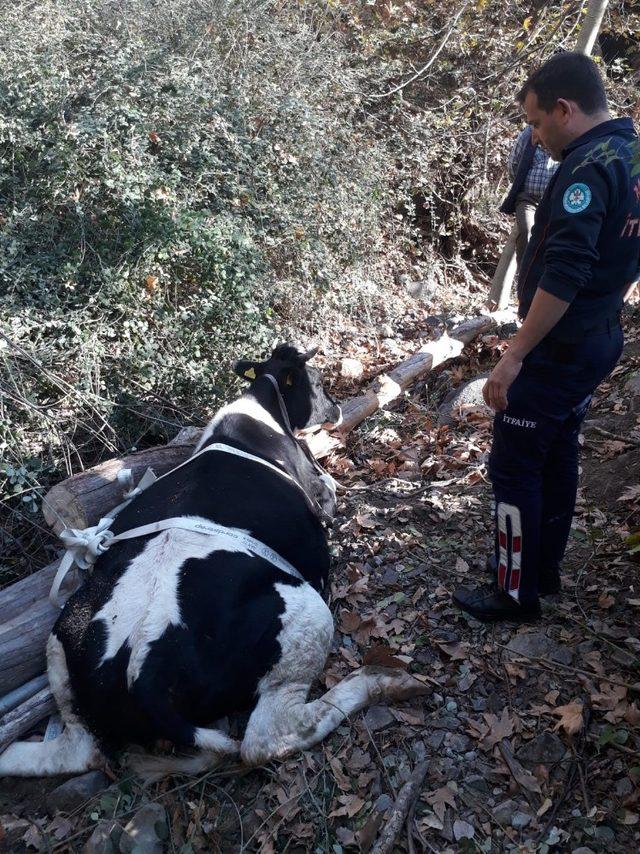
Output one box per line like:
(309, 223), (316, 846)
(517, 118), (640, 340)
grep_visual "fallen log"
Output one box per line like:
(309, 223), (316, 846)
(0, 687), (55, 752)
(304, 314), (496, 458)
(0, 559), (78, 696)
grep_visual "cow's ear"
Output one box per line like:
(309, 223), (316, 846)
(233, 360), (263, 381)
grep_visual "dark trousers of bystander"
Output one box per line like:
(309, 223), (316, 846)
(489, 323), (624, 607)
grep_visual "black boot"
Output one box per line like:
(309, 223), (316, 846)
(485, 555), (561, 597)
(452, 584), (541, 623)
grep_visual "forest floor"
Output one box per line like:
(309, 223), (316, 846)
(1, 297), (640, 854)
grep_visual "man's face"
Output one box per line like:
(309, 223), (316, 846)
(523, 90), (571, 160)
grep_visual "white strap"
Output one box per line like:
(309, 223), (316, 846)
(109, 517), (304, 581)
(50, 432), (321, 607)
(49, 515), (303, 607)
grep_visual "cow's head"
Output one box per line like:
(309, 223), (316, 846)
(234, 344), (341, 431)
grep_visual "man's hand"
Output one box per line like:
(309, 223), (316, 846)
(483, 351), (523, 411)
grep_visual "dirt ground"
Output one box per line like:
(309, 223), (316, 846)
(1, 310), (640, 853)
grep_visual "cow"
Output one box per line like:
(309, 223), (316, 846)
(0, 345), (427, 778)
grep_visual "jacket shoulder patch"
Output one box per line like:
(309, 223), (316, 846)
(563, 182), (592, 213)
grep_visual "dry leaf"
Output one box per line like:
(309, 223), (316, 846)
(598, 591), (615, 609)
(339, 609), (361, 633)
(481, 708), (515, 749)
(363, 644), (408, 670)
(552, 700), (584, 735)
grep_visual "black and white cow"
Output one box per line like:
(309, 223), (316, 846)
(0, 345), (426, 778)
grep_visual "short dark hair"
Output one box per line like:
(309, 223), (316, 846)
(517, 52), (607, 114)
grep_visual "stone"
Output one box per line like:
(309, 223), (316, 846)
(492, 799), (518, 825)
(616, 777), (634, 797)
(445, 733), (470, 752)
(516, 732), (566, 765)
(373, 794), (393, 813)
(471, 697), (487, 712)
(572, 848), (596, 854)
(83, 820), (123, 854)
(119, 803), (167, 854)
(465, 775), (490, 794)
(340, 358), (364, 379)
(453, 819), (475, 840)
(46, 771), (110, 815)
(364, 706), (395, 733)
(168, 426), (201, 446)
(594, 825), (615, 843)
(427, 731), (445, 750)
(624, 371), (640, 412)
(511, 811), (532, 830)
(505, 631), (573, 666)
(438, 375), (491, 426)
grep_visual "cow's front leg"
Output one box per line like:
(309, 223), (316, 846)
(241, 666), (429, 765)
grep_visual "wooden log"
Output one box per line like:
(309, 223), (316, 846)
(0, 674), (48, 718)
(304, 315), (496, 458)
(0, 560), (60, 625)
(0, 594), (60, 696)
(0, 687), (55, 752)
(42, 442), (198, 536)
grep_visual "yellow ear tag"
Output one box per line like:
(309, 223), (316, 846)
(244, 367), (256, 380)
(285, 374), (293, 386)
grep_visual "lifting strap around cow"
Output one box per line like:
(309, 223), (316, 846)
(49, 374), (334, 607)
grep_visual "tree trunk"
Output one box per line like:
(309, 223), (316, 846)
(575, 0), (609, 56)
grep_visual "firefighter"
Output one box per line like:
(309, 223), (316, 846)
(454, 52), (640, 622)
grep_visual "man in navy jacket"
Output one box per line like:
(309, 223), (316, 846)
(454, 52), (640, 622)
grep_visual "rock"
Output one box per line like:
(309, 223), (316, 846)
(492, 799), (518, 825)
(83, 820), (123, 854)
(572, 848), (596, 854)
(373, 794), (393, 813)
(471, 697), (487, 712)
(465, 775), (490, 794)
(445, 733), (469, 752)
(364, 706), (395, 733)
(46, 771), (110, 815)
(506, 631), (573, 666)
(427, 731), (445, 750)
(119, 803), (167, 854)
(379, 324), (394, 338)
(340, 358), (364, 379)
(594, 825), (616, 843)
(453, 819), (475, 840)
(511, 811), (532, 830)
(516, 732), (566, 765)
(624, 371), (640, 412)
(438, 375), (491, 426)
(616, 777), (634, 797)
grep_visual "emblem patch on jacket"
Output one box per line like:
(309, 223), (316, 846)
(563, 182), (592, 213)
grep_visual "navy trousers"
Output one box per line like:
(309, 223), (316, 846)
(489, 325), (624, 607)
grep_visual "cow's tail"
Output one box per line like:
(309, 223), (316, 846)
(128, 727), (240, 781)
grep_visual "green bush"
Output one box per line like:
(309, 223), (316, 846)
(0, 0), (399, 540)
